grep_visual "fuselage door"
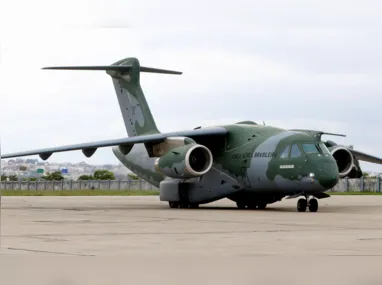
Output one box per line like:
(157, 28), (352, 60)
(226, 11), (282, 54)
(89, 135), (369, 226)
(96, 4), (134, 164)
(241, 167), (252, 188)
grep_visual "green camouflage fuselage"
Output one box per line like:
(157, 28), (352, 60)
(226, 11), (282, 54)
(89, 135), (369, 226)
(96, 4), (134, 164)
(112, 122), (339, 196)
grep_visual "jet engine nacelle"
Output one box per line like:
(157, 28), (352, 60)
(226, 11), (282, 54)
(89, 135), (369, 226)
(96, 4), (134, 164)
(154, 143), (213, 179)
(328, 146), (354, 178)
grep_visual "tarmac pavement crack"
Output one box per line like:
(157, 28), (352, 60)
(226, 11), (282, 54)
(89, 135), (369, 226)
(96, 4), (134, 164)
(358, 238), (382, 241)
(3, 229), (294, 238)
(327, 254), (382, 256)
(6, 247), (95, 256)
(24, 235), (68, 242)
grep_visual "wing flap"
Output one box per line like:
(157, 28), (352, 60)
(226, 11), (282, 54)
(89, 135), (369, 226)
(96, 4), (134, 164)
(1, 127), (227, 159)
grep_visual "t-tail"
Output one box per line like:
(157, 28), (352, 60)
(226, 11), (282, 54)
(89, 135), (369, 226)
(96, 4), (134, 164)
(43, 57), (182, 137)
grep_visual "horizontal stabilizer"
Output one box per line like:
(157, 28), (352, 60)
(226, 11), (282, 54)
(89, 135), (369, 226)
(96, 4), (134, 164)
(319, 132), (346, 137)
(42, 65), (182, 75)
(290, 129), (346, 139)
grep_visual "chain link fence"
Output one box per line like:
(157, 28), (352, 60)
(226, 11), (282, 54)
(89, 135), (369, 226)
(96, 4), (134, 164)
(0, 177), (381, 192)
(0, 180), (159, 191)
(329, 177), (381, 192)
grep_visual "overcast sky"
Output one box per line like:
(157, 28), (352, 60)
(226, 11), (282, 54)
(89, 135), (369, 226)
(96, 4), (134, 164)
(1, 0), (382, 172)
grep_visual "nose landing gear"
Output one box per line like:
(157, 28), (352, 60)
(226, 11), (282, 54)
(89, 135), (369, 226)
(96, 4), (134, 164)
(297, 196), (318, 212)
(297, 198), (307, 212)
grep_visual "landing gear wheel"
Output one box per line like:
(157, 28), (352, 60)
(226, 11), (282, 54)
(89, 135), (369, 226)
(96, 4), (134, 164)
(189, 203), (199, 209)
(297, 198), (307, 212)
(180, 203), (189, 208)
(247, 202), (257, 210)
(236, 202), (246, 209)
(257, 203), (267, 210)
(169, 202), (179, 208)
(308, 198), (318, 212)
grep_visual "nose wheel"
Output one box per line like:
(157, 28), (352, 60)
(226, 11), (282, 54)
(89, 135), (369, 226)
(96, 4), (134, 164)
(308, 198), (318, 212)
(297, 197), (318, 212)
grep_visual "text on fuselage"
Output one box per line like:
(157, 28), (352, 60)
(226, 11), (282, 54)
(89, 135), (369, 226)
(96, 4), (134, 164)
(231, 152), (277, 159)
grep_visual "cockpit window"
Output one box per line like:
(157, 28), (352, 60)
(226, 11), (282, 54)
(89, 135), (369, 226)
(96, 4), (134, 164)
(318, 142), (330, 154)
(302, 143), (320, 154)
(280, 145), (290, 158)
(290, 144), (301, 158)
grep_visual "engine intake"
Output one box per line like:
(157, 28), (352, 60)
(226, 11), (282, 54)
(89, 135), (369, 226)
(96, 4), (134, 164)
(154, 144), (213, 179)
(330, 146), (354, 178)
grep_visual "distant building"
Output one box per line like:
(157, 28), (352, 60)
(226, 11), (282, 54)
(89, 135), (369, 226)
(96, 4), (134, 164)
(1, 159), (131, 180)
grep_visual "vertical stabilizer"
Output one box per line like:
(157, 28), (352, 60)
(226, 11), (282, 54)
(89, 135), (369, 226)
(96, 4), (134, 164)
(108, 57), (159, 137)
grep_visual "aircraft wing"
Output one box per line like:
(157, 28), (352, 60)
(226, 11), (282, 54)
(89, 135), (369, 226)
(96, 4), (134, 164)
(1, 127), (227, 160)
(348, 149), (382, 164)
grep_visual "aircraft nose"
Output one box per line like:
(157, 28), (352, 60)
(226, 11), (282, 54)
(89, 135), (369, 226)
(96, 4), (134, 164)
(316, 162), (339, 189)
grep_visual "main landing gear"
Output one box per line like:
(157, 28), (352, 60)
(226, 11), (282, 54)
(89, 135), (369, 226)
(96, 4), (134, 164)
(297, 196), (318, 212)
(236, 201), (267, 210)
(168, 202), (199, 209)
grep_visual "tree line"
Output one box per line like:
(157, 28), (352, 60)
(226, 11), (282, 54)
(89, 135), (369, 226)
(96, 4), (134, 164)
(0, 169), (135, 181)
(0, 169), (377, 182)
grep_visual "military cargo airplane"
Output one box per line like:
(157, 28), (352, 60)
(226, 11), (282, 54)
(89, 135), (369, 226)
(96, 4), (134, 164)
(2, 57), (382, 212)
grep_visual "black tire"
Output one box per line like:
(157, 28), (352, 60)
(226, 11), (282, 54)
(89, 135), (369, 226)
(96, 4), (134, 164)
(180, 203), (189, 208)
(247, 202), (257, 209)
(189, 203), (199, 209)
(297, 198), (307, 212)
(257, 203), (267, 210)
(236, 202), (246, 209)
(169, 202), (179, 208)
(308, 198), (318, 212)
